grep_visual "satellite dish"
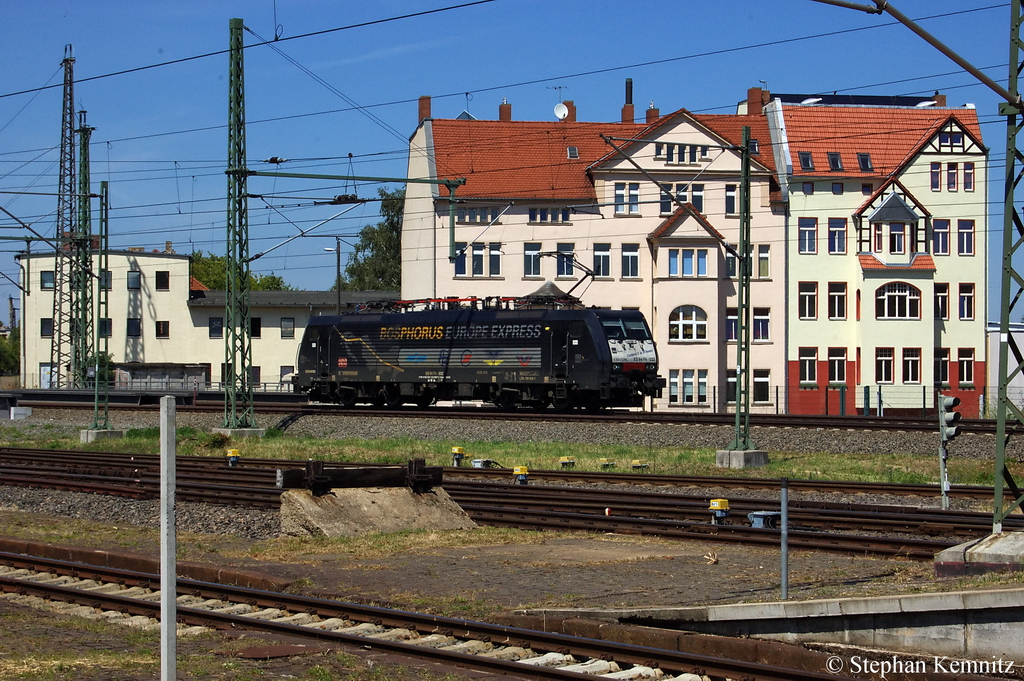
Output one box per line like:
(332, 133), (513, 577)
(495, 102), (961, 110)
(554, 103), (569, 120)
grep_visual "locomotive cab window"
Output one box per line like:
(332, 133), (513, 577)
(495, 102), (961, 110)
(601, 318), (651, 340)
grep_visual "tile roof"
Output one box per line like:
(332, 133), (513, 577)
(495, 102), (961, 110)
(648, 204), (724, 241)
(189, 276), (209, 291)
(858, 253), (936, 272)
(429, 119), (648, 200)
(781, 106), (983, 179)
(692, 114), (776, 172)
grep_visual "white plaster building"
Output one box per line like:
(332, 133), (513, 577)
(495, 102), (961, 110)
(18, 246), (393, 390)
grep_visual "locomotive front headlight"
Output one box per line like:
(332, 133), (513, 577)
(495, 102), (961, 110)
(612, 364), (621, 371)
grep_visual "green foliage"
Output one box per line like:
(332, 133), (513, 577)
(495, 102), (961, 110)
(0, 331), (18, 375)
(190, 251), (294, 291)
(337, 187), (404, 291)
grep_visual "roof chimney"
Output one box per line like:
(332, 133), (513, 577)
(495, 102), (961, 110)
(418, 95), (432, 122)
(622, 78), (634, 123)
(499, 97), (512, 121)
(646, 100), (660, 124)
(933, 91), (947, 107)
(165, 241), (174, 254)
(746, 86), (770, 115)
(562, 100), (577, 122)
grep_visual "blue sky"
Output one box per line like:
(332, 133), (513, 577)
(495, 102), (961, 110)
(0, 1), (1010, 320)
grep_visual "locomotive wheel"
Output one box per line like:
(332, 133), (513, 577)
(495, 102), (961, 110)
(495, 392), (519, 412)
(383, 386), (404, 409)
(336, 388), (357, 409)
(415, 390), (435, 409)
(531, 397), (551, 412)
(551, 395), (573, 412)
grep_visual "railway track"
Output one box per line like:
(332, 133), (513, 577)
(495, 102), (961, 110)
(0, 446), (1007, 559)
(0, 550), (858, 680)
(14, 396), (1015, 434)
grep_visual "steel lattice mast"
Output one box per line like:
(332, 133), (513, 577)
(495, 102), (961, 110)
(72, 110), (95, 389)
(223, 18), (256, 428)
(48, 46), (76, 389)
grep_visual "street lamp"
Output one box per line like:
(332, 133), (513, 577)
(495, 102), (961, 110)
(323, 236), (341, 315)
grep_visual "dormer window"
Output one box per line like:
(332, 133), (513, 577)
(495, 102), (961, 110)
(749, 139), (760, 155)
(857, 153), (873, 171)
(567, 146), (579, 159)
(798, 151), (814, 171)
(827, 152), (843, 171)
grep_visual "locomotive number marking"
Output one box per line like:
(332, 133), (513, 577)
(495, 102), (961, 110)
(337, 358), (348, 368)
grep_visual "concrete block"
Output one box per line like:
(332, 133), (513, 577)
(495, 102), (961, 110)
(935, 532), (1024, 576)
(715, 449), (769, 469)
(961, 588), (1024, 610)
(10, 406), (31, 420)
(839, 595), (902, 615)
(782, 598), (843, 618)
(211, 427), (266, 439)
(80, 429), (126, 444)
(898, 592), (964, 613)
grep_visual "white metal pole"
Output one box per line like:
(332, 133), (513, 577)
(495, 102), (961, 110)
(160, 395), (177, 680)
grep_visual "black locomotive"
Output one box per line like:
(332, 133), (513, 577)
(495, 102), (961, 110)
(294, 307), (662, 410)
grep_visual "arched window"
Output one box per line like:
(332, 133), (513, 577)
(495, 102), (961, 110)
(875, 282), (920, 319)
(669, 305), (707, 341)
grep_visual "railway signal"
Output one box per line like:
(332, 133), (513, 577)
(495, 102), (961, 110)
(939, 394), (962, 444)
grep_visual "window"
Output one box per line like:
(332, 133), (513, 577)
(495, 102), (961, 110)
(250, 366), (261, 386)
(127, 318), (142, 337)
(668, 369), (679, 404)
(889, 223), (905, 255)
(753, 369), (770, 402)
(828, 282), (847, 319)
(828, 152), (843, 171)
(40, 318), (53, 338)
(680, 248), (708, 277)
(757, 244), (770, 278)
(280, 366), (295, 381)
(725, 244), (737, 278)
(798, 151), (814, 170)
(281, 317), (295, 339)
(798, 282), (817, 319)
(209, 317), (223, 339)
(957, 220), (975, 255)
(667, 249), (679, 277)
(621, 243), (640, 278)
(489, 242), (501, 276)
(724, 184), (737, 215)
(472, 243), (484, 276)
(250, 317), (262, 338)
(567, 146), (579, 159)
(858, 153), (873, 171)
(935, 348), (950, 385)
(628, 183), (640, 214)
(100, 270), (112, 290)
(798, 218), (817, 254)
(799, 347), (817, 383)
(753, 307), (770, 341)
(903, 348), (921, 384)
(660, 185), (674, 214)
(802, 182), (814, 195)
(40, 271), (55, 290)
(556, 243), (574, 276)
(127, 270), (141, 290)
(964, 162), (975, 192)
(832, 183), (844, 195)
(933, 219), (950, 255)
(98, 318), (111, 338)
(528, 207), (570, 223)
(683, 369), (709, 404)
(460, 207), (500, 223)
(862, 183), (873, 195)
(931, 162), (941, 191)
(155, 271), (170, 291)
(958, 348), (975, 385)
(156, 321), (170, 338)
(876, 347), (894, 383)
(947, 162), (958, 191)
(750, 139), (760, 155)
(524, 243), (541, 277)
(828, 218), (847, 254)
(935, 283), (949, 320)
(690, 184), (704, 213)
(939, 131), (965, 149)
(593, 243), (611, 277)
(876, 283), (921, 319)
(726, 307), (737, 341)
(668, 305), (707, 341)
(873, 223), (884, 253)
(959, 283), (975, 320)
(454, 241), (467, 276)
(828, 348), (846, 383)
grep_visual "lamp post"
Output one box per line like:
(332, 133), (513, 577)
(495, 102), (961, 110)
(323, 236), (341, 315)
